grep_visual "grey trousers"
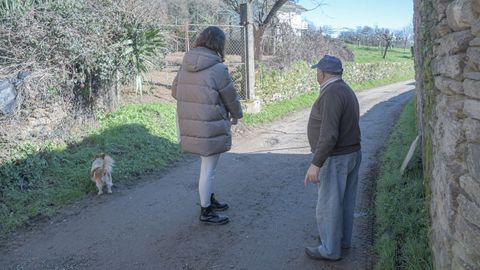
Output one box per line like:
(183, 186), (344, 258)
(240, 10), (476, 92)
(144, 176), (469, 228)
(316, 150), (362, 259)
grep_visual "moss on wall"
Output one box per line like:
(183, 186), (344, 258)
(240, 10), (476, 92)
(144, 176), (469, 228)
(417, 0), (436, 202)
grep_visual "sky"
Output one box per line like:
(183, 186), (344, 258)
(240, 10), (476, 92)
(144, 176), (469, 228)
(298, 0), (414, 32)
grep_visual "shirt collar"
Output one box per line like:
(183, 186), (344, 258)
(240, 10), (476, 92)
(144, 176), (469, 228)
(320, 76), (342, 92)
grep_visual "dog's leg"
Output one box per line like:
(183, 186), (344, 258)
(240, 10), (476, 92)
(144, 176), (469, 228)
(106, 181), (112, 194)
(104, 172), (113, 194)
(96, 181), (104, 195)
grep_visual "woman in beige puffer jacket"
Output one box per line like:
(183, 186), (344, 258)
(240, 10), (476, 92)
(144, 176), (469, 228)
(172, 26), (243, 225)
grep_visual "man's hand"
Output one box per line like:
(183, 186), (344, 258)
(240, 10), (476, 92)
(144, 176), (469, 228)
(230, 118), (238, 125)
(304, 164), (320, 186)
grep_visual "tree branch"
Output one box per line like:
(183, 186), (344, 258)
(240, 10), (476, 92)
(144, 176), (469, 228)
(222, 0), (241, 14)
(303, 0), (326, 12)
(259, 0), (288, 29)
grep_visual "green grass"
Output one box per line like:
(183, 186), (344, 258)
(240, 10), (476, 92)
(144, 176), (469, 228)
(0, 103), (181, 235)
(347, 44), (413, 63)
(374, 98), (432, 270)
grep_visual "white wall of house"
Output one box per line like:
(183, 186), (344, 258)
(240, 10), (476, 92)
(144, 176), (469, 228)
(277, 11), (308, 31)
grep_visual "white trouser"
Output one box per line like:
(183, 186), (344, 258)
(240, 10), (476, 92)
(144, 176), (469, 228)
(199, 154), (221, 207)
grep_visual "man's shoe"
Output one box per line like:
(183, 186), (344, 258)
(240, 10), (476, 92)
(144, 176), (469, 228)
(200, 206), (229, 225)
(319, 237), (350, 250)
(210, 193), (229, 211)
(305, 246), (341, 261)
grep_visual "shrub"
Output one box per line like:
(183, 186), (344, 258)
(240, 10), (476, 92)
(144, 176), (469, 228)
(0, 0), (166, 111)
(255, 61), (317, 104)
(262, 23), (354, 66)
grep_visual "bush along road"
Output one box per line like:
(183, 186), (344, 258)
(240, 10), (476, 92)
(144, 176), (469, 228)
(0, 81), (415, 270)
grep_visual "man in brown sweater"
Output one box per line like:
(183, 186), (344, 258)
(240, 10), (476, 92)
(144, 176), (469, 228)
(304, 55), (362, 261)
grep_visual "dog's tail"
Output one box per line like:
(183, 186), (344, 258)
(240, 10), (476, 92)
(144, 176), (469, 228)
(90, 155), (114, 173)
(102, 155), (114, 173)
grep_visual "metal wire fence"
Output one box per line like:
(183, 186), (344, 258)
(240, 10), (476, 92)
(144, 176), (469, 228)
(158, 24), (247, 99)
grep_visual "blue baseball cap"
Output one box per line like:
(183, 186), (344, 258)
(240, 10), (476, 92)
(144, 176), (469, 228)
(311, 55), (343, 75)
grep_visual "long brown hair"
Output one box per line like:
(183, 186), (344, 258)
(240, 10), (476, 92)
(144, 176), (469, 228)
(193, 26), (226, 62)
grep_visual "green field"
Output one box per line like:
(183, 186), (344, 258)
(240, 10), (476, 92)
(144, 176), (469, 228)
(347, 44), (413, 63)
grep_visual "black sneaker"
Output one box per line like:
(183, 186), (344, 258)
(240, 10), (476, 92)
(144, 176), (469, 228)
(210, 193), (229, 211)
(200, 206), (229, 225)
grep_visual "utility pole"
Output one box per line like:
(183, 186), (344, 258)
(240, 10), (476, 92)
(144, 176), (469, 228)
(185, 23), (190, 51)
(240, 2), (255, 100)
(240, 2), (261, 112)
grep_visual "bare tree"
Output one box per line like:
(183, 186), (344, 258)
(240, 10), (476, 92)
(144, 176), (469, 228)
(272, 23), (354, 66)
(378, 28), (394, 59)
(320, 25), (334, 38)
(401, 24), (413, 52)
(359, 26), (374, 46)
(222, 0), (288, 59)
(222, 0), (324, 59)
(154, 0), (234, 25)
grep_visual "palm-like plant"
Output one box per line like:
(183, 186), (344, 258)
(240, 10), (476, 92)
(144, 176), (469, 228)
(121, 22), (165, 96)
(0, 0), (55, 17)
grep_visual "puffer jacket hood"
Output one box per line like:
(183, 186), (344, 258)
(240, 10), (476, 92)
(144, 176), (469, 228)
(183, 47), (221, 72)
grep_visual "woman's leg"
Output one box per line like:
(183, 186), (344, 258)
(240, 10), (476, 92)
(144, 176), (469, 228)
(198, 154), (228, 225)
(198, 154), (221, 207)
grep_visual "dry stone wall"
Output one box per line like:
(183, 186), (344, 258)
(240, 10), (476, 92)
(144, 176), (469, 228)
(414, 0), (480, 269)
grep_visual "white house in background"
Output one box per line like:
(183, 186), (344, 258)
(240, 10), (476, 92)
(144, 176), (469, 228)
(277, 1), (308, 34)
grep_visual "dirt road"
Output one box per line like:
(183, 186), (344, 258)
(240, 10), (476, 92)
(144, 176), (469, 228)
(0, 81), (415, 270)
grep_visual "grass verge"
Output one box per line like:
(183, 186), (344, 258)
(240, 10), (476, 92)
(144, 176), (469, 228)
(0, 103), (181, 235)
(374, 98), (432, 270)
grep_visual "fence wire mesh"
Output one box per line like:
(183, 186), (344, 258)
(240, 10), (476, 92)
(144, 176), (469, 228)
(158, 24), (247, 99)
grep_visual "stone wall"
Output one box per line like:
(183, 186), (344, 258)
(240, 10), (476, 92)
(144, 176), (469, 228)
(414, 0), (480, 269)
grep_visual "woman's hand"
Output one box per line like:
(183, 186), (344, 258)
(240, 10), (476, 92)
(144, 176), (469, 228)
(230, 118), (238, 125)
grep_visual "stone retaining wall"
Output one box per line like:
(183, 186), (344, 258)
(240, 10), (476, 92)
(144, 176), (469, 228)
(414, 0), (480, 268)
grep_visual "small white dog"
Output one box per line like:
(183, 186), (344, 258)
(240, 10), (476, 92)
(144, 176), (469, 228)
(90, 153), (114, 195)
